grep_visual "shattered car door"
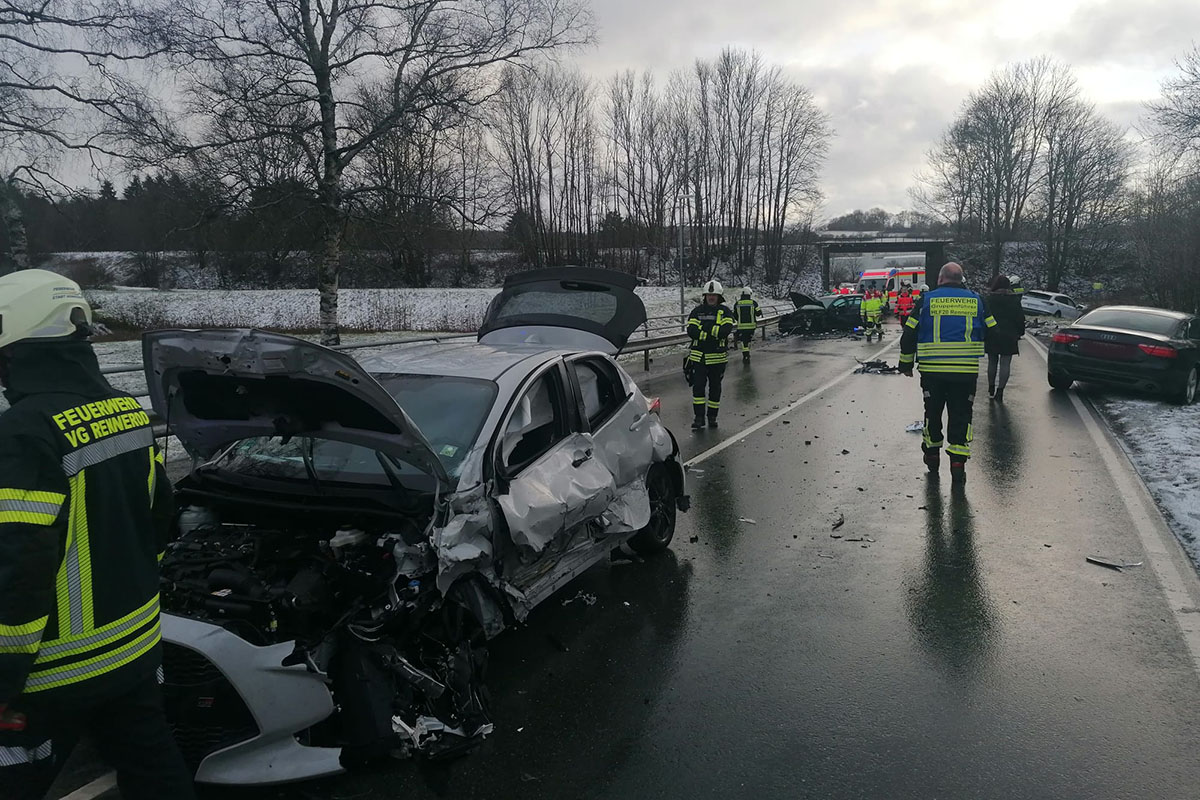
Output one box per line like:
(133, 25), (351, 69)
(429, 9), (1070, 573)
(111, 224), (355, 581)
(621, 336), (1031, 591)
(493, 364), (617, 555)
(497, 431), (616, 553)
(568, 356), (672, 533)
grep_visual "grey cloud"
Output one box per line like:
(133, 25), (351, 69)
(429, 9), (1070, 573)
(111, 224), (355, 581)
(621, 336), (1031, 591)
(800, 64), (969, 216)
(1050, 0), (1200, 65)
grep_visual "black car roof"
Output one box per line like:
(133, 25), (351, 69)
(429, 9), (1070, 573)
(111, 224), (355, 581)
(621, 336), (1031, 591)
(1089, 305), (1192, 320)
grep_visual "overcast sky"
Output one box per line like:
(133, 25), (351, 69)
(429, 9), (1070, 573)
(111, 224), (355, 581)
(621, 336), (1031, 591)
(573, 0), (1199, 219)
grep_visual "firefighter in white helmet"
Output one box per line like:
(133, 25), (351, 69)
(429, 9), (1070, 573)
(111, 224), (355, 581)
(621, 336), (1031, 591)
(733, 287), (762, 363)
(0, 270), (195, 799)
(685, 279), (735, 430)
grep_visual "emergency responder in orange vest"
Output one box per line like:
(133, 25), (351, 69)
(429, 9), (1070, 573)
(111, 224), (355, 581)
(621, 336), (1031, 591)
(896, 285), (916, 325)
(0, 270), (195, 799)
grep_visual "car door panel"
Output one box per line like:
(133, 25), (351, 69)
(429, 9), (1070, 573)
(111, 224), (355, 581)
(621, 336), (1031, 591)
(498, 431), (616, 553)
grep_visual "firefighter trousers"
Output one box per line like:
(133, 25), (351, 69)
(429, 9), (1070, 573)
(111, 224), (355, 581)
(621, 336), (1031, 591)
(736, 330), (755, 353)
(691, 362), (726, 420)
(0, 674), (196, 800)
(920, 373), (977, 460)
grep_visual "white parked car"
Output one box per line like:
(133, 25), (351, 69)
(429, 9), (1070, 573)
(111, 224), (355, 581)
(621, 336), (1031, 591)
(1021, 290), (1084, 320)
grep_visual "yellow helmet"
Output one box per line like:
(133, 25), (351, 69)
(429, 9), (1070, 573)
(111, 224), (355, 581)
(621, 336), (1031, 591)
(0, 269), (93, 350)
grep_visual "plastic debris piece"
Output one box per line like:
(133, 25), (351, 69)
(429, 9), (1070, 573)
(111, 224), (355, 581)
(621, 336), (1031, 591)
(905, 421), (923, 433)
(832, 514), (845, 531)
(562, 591), (598, 608)
(1086, 556), (1125, 571)
(818, 553), (835, 559)
(738, 517), (757, 525)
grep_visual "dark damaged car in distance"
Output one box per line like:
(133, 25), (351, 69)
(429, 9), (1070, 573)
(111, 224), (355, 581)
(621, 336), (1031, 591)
(144, 268), (689, 784)
(1047, 305), (1200, 404)
(778, 292), (864, 334)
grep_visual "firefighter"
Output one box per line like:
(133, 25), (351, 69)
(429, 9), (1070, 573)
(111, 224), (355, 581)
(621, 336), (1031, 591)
(1009, 275), (1025, 296)
(687, 279), (735, 430)
(734, 287), (762, 363)
(895, 285), (916, 326)
(0, 270), (195, 800)
(898, 263), (997, 485)
(862, 291), (883, 343)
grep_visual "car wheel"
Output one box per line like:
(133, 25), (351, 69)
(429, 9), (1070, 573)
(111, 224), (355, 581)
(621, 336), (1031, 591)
(1053, 310), (1062, 318)
(629, 464), (676, 555)
(1172, 365), (1198, 405)
(1048, 372), (1073, 390)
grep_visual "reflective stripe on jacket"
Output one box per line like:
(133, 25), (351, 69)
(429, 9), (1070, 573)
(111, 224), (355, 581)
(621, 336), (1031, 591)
(0, 341), (171, 705)
(687, 303), (735, 364)
(899, 286), (997, 375)
(734, 298), (761, 330)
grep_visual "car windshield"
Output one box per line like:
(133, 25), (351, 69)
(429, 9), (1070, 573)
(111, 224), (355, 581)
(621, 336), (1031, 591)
(1078, 309), (1182, 337)
(210, 375), (497, 486)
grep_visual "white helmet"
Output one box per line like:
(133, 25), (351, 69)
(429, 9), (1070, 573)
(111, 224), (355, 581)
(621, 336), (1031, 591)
(702, 279), (725, 299)
(0, 269), (93, 350)
(1008, 274), (1023, 287)
(741, 286), (753, 298)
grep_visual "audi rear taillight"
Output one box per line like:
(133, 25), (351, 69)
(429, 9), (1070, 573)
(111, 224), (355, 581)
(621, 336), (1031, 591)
(649, 397), (662, 415)
(1138, 343), (1178, 358)
(1052, 332), (1080, 344)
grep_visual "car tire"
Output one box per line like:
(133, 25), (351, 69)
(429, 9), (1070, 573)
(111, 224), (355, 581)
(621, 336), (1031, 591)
(1048, 372), (1073, 390)
(1053, 310), (1062, 318)
(1171, 365), (1198, 405)
(629, 464), (676, 555)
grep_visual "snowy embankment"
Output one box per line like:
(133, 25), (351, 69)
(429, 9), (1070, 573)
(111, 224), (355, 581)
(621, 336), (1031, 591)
(86, 286), (699, 333)
(1092, 395), (1200, 571)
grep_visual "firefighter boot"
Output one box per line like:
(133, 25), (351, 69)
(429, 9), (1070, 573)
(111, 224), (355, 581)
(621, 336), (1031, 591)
(923, 448), (941, 474)
(691, 414), (705, 431)
(950, 460), (967, 484)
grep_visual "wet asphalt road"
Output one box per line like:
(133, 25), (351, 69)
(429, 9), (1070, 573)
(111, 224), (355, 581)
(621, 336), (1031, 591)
(78, 326), (1200, 800)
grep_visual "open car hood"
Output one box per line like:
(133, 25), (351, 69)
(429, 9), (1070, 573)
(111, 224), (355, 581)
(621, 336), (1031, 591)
(143, 329), (450, 485)
(789, 291), (824, 309)
(478, 268), (647, 354)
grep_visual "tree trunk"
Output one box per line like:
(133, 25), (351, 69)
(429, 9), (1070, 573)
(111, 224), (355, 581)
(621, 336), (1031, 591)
(0, 179), (30, 274)
(317, 206), (342, 346)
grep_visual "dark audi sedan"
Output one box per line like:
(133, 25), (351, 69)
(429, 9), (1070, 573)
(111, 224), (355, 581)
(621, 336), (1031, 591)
(1047, 305), (1200, 404)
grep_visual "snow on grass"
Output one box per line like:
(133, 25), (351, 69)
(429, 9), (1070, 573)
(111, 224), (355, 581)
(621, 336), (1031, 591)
(86, 286), (709, 333)
(1092, 391), (1200, 571)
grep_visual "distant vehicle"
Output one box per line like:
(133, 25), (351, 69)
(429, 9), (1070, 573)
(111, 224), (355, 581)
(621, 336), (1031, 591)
(1047, 305), (1200, 404)
(779, 292), (863, 334)
(856, 268), (925, 311)
(834, 282), (858, 295)
(146, 267), (689, 784)
(1022, 290), (1084, 320)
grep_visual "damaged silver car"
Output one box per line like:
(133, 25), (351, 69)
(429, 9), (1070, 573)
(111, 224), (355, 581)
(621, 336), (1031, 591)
(143, 268), (688, 785)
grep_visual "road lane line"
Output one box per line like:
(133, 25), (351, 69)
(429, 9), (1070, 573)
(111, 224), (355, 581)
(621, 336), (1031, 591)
(686, 336), (901, 468)
(1028, 336), (1200, 678)
(56, 772), (116, 800)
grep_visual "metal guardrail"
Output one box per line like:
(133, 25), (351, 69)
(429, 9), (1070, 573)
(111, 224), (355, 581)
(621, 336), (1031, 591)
(104, 302), (792, 438)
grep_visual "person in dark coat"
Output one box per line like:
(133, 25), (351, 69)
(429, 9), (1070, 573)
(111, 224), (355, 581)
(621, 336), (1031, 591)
(984, 274), (1025, 402)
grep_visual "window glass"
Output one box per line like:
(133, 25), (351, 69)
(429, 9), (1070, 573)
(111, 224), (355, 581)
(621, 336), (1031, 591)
(377, 375), (497, 476)
(1058, 296), (1075, 307)
(502, 370), (566, 471)
(573, 359), (623, 428)
(1079, 309), (1183, 336)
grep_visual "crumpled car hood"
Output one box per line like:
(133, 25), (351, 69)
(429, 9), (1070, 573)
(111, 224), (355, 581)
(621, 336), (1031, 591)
(143, 328), (450, 486)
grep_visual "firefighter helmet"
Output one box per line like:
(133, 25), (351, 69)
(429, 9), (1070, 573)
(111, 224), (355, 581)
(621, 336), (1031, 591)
(702, 279), (726, 301)
(0, 269), (93, 350)
(741, 286), (753, 298)
(1008, 275), (1023, 288)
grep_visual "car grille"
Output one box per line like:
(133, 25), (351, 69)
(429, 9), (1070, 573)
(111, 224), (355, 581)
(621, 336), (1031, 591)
(1078, 340), (1140, 361)
(162, 642), (259, 771)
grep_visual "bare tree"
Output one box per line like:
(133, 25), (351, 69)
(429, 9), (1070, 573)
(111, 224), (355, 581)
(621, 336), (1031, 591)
(1036, 100), (1131, 290)
(136, 0), (592, 343)
(0, 1), (166, 271)
(1150, 45), (1200, 156)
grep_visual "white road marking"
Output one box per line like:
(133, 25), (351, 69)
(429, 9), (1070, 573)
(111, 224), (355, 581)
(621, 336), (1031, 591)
(56, 772), (116, 800)
(686, 336), (902, 467)
(1028, 336), (1200, 677)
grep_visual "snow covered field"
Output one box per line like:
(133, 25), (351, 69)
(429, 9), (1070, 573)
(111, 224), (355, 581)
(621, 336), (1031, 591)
(1090, 392), (1200, 571)
(86, 286), (703, 333)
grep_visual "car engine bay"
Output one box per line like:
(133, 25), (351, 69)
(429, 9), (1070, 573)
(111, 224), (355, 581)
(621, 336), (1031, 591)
(159, 504), (494, 765)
